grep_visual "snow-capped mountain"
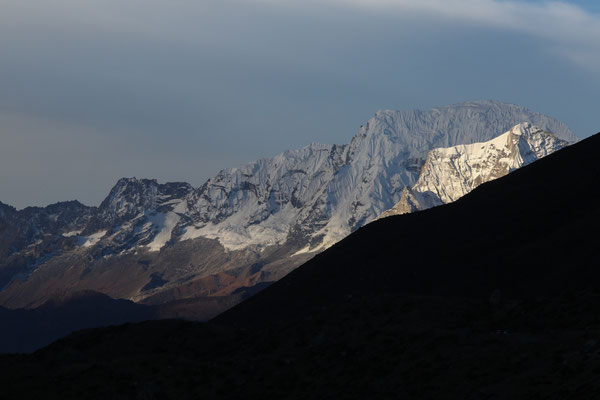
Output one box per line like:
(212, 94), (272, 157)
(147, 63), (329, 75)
(379, 123), (570, 218)
(81, 178), (194, 253)
(76, 100), (578, 257)
(0, 101), (578, 308)
(173, 100), (576, 252)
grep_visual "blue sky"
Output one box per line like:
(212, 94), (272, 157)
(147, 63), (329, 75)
(0, 0), (598, 208)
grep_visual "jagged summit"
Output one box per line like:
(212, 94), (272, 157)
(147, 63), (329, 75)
(379, 123), (569, 218)
(0, 201), (16, 217)
(99, 178), (193, 213)
(83, 178), (194, 234)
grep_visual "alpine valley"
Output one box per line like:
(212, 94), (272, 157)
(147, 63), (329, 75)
(0, 101), (577, 317)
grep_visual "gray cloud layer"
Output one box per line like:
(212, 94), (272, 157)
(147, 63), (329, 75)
(335, 0), (600, 70)
(0, 0), (598, 208)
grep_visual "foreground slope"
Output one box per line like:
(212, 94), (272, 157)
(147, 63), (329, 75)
(1, 133), (598, 399)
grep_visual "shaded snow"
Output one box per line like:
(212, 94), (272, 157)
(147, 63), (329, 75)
(81, 231), (107, 248)
(62, 230), (82, 237)
(146, 212), (181, 252)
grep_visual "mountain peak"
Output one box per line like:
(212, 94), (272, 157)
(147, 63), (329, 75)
(81, 178), (194, 235)
(366, 101), (577, 144)
(0, 201), (16, 218)
(379, 122), (570, 218)
(101, 178), (193, 210)
(99, 178), (160, 217)
(509, 122), (543, 136)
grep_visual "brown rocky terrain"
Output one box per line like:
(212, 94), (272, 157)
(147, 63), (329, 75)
(0, 236), (312, 309)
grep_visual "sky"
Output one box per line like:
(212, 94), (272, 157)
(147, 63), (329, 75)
(0, 0), (598, 209)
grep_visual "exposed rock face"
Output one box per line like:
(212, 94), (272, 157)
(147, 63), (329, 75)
(0, 200), (95, 292)
(0, 101), (578, 308)
(379, 123), (569, 217)
(81, 179), (195, 254)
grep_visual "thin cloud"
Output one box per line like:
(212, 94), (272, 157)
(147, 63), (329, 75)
(267, 0), (600, 71)
(3, 0), (598, 70)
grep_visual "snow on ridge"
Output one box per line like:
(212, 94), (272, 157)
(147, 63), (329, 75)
(62, 230), (82, 237)
(146, 211), (181, 252)
(170, 102), (577, 252)
(81, 231), (107, 248)
(73, 101), (577, 254)
(378, 122), (570, 218)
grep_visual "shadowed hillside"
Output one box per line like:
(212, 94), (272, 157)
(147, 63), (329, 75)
(0, 287), (264, 353)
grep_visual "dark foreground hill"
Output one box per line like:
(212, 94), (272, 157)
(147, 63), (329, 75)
(0, 288), (262, 353)
(0, 132), (599, 399)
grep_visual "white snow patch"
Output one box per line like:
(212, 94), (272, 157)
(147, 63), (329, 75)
(62, 230), (82, 237)
(82, 231), (107, 248)
(146, 211), (181, 252)
(172, 199), (189, 214)
(292, 245), (315, 257)
(180, 225), (205, 242)
(27, 240), (43, 248)
(180, 202), (297, 251)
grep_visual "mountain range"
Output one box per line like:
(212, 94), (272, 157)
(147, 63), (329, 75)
(380, 122), (569, 217)
(0, 100), (577, 311)
(1, 128), (597, 399)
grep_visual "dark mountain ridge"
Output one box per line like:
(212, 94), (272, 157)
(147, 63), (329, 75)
(0, 288), (260, 353)
(0, 291), (155, 353)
